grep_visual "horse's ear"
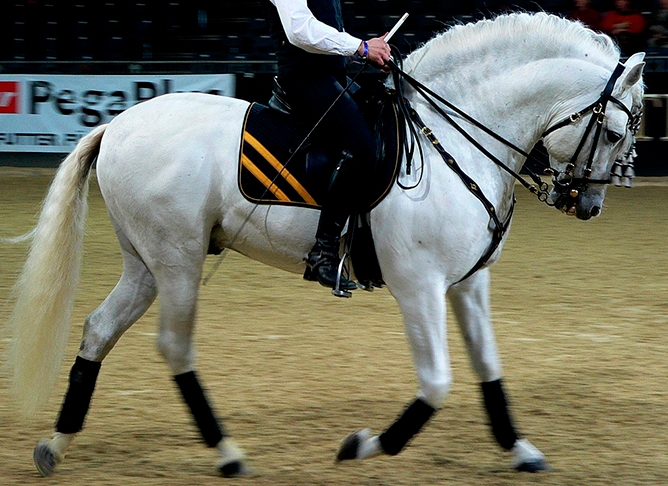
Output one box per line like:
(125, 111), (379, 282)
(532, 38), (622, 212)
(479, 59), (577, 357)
(619, 53), (646, 91)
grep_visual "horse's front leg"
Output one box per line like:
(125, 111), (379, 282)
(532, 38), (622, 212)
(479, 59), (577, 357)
(337, 275), (449, 460)
(448, 268), (550, 472)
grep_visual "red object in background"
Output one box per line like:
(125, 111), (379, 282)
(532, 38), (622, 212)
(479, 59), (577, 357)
(0, 82), (20, 114)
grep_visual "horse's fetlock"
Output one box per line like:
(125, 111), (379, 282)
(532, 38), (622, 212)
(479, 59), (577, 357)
(511, 439), (550, 472)
(217, 437), (244, 463)
(216, 438), (252, 477)
(50, 432), (74, 459)
(379, 398), (436, 456)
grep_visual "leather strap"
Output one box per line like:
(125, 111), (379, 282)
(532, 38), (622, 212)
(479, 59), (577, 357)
(407, 102), (514, 283)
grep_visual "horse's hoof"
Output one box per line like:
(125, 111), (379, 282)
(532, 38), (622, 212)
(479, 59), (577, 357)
(511, 438), (550, 473)
(33, 439), (60, 477)
(218, 460), (253, 478)
(336, 429), (371, 462)
(515, 458), (552, 473)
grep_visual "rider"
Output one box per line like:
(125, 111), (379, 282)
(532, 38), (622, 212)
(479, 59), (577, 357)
(263, 0), (391, 292)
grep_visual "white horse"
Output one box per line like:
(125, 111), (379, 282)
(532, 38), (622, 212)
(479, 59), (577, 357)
(4, 12), (644, 478)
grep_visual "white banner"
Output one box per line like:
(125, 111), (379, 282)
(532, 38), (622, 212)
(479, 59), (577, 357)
(0, 74), (236, 153)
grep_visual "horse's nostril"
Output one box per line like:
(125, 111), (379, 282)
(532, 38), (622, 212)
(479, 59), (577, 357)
(590, 206), (601, 217)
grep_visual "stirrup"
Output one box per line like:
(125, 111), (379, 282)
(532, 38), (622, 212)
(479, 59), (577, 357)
(303, 250), (357, 297)
(331, 253), (354, 298)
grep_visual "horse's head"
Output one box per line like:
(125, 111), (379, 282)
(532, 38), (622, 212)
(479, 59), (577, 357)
(541, 52), (645, 220)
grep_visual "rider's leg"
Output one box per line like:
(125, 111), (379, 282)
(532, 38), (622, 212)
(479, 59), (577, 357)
(304, 151), (359, 290)
(281, 73), (376, 290)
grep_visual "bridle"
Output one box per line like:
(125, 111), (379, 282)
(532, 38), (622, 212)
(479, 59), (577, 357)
(389, 56), (641, 209)
(540, 62), (642, 210)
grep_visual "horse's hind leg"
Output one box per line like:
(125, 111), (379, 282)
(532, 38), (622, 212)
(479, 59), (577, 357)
(34, 228), (158, 477)
(149, 252), (249, 477)
(448, 268), (549, 472)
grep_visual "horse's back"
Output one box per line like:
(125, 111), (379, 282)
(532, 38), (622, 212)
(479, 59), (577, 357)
(100, 92), (249, 165)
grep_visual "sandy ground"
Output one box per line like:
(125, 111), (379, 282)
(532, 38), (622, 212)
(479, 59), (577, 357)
(0, 168), (666, 486)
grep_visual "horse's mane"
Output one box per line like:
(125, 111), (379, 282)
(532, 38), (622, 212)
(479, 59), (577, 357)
(403, 12), (620, 78)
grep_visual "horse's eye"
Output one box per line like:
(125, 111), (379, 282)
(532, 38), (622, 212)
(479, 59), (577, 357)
(606, 130), (623, 144)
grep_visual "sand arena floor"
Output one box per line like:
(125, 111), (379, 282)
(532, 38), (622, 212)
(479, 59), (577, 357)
(0, 168), (666, 485)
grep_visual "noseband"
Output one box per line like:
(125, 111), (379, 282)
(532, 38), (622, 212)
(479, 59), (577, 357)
(540, 62), (642, 206)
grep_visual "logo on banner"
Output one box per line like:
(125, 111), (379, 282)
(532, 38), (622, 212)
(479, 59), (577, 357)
(0, 82), (20, 114)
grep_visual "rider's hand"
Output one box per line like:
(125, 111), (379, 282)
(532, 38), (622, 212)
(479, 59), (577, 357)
(358, 34), (392, 72)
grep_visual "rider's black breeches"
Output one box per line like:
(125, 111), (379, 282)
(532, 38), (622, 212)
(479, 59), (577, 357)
(279, 72), (377, 180)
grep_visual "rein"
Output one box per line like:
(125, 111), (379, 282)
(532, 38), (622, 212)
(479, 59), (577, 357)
(388, 56), (552, 203)
(407, 105), (515, 282)
(389, 58), (521, 282)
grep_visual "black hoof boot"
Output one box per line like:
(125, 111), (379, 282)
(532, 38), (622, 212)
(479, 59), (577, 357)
(304, 249), (357, 292)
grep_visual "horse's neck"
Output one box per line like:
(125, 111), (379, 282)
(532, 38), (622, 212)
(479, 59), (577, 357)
(404, 54), (605, 173)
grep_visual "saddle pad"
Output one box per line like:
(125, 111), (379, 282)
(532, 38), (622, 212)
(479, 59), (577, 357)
(239, 103), (322, 208)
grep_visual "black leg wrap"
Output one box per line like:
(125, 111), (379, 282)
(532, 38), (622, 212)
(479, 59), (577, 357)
(379, 398), (436, 456)
(481, 379), (520, 450)
(174, 371), (224, 448)
(55, 356), (102, 434)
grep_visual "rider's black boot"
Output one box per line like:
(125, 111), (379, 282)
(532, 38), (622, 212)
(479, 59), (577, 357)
(304, 152), (359, 292)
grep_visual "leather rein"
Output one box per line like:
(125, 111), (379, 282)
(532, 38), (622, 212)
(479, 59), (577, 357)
(386, 54), (639, 282)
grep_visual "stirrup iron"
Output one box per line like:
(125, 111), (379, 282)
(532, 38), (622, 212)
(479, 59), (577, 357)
(332, 252), (355, 298)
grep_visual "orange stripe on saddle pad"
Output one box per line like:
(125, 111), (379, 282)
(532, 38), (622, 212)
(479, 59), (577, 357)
(238, 103), (322, 208)
(242, 132), (317, 205)
(240, 153), (291, 202)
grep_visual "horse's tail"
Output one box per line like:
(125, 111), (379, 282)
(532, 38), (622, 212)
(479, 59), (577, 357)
(5, 124), (107, 415)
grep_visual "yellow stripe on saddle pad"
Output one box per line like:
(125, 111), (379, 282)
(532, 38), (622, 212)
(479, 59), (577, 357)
(242, 132), (316, 205)
(238, 103), (322, 207)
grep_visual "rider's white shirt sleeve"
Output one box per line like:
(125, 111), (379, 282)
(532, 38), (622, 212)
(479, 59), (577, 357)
(268, 0), (362, 56)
